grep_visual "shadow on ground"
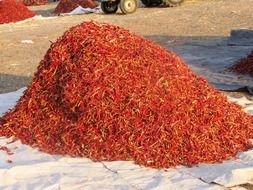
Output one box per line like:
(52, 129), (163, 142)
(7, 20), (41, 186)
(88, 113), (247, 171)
(0, 74), (32, 94)
(34, 8), (56, 17)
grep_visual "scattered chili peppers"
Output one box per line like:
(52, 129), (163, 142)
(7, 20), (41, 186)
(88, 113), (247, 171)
(0, 146), (13, 155)
(229, 50), (253, 78)
(23, 0), (48, 6)
(54, 0), (97, 14)
(7, 160), (13, 163)
(1, 21), (253, 169)
(0, 0), (36, 24)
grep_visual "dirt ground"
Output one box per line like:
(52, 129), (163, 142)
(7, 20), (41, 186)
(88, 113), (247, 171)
(1, 0), (253, 93)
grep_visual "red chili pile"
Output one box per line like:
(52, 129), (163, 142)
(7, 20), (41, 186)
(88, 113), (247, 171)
(54, 0), (97, 14)
(229, 50), (253, 78)
(23, 0), (48, 6)
(0, 0), (36, 24)
(1, 21), (253, 168)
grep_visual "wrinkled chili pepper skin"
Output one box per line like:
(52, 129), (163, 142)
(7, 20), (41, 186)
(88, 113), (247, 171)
(1, 21), (253, 169)
(0, 0), (36, 24)
(229, 50), (253, 78)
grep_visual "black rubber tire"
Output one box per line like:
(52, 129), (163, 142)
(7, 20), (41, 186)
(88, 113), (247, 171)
(101, 1), (118, 14)
(119, 0), (137, 14)
(163, 0), (184, 6)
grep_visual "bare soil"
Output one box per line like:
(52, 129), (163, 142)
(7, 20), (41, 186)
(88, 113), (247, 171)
(1, 0), (253, 93)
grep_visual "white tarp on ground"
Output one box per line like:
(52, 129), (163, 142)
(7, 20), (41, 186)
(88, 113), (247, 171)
(0, 88), (253, 189)
(60, 6), (100, 16)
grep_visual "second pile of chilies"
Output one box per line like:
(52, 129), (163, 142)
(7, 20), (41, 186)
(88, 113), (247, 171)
(1, 21), (253, 169)
(229, 50), (253, 78)
(54, 0), (97, 14)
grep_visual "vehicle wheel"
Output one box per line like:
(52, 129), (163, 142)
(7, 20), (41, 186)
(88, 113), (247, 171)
(119, 0), (137, 14)
(101, 1), (118, 14)
(164, 0), (184, 6)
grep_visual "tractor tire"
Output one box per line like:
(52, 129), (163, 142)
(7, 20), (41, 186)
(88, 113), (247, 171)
(163, 0), (184, 6)
(119, 0), (137, 14)
(101, 1), (118, 14)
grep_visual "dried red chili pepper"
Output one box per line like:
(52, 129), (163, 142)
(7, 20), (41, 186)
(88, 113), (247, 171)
(34, 0), (48, 5)
(229, 50), (253, 78)
(7, 160), (13, 163)
(0, 0), (36, 24)
(0, 146), (13, 155)
(1, 21), (253, 169)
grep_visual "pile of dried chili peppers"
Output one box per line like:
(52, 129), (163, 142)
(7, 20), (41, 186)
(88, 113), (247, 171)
(54, 0), (97, 14)
(23, 0), (48, 6)
(229, 50), (253, 78)
(0, 0), (36, 24)
(1, 21), (253, 169)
